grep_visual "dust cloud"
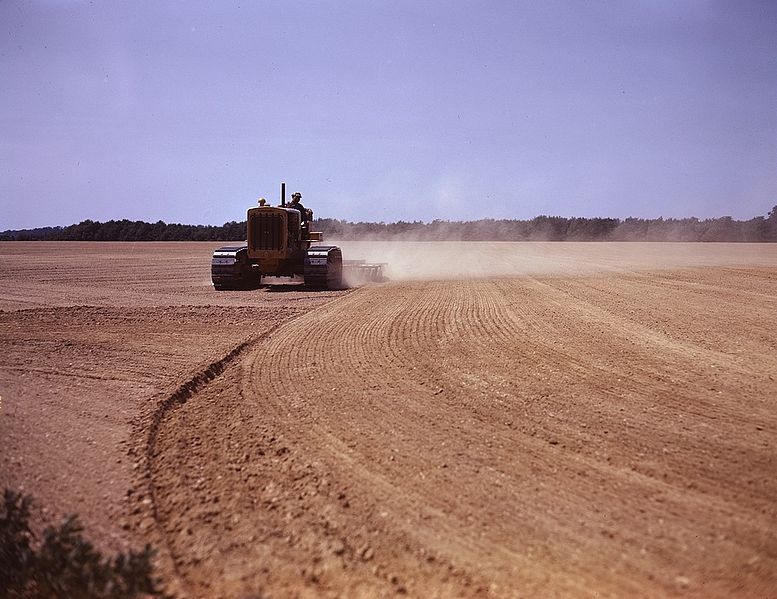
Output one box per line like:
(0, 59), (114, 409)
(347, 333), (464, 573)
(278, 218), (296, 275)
(333, 241), (777, 282)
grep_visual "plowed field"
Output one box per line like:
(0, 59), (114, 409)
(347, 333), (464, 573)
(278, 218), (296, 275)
(1, 242), (776, 598)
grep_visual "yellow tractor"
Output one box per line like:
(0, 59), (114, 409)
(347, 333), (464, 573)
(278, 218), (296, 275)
(211, 184), (383, 290)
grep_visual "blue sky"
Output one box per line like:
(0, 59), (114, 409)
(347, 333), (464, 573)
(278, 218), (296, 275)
(2, 0), (775, 229)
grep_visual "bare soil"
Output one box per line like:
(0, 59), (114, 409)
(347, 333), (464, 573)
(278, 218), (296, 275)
(1, 241), (776, 598)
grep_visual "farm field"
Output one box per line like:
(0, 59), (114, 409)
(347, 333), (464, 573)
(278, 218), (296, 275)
(1, 241), (776, 598)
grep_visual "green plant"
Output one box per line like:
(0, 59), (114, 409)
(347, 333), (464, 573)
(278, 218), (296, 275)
(1, 488), (164, 599)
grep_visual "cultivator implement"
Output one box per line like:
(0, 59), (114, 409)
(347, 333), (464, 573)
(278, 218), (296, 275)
(343, 260), (387, 284)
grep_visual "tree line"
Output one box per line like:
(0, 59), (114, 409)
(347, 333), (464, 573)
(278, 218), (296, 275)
(0, 219), (245, 242)
(2, 207), (776, 242)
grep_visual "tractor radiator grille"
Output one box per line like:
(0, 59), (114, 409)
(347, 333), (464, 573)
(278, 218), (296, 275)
(250, 212), (283, 251)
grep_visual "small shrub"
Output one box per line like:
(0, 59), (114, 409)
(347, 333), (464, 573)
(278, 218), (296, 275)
(0, 488), (165, 599)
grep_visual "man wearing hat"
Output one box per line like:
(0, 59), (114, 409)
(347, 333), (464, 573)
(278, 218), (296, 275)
(289, 192), (310, 223)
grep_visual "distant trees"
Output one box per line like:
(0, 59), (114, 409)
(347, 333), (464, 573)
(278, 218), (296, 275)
(0, 219), (245, 242)
(769, 205), (777, 239)
(2, 208), (776, 242)
(316, 211), (777, 242)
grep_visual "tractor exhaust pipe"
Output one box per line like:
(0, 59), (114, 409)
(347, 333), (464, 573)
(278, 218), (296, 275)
(281, 182), (286, 206)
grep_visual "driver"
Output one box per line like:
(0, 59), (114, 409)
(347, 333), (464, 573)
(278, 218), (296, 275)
(289, 191), (310, 223)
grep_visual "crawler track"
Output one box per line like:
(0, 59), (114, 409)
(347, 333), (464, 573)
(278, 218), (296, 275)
(147, 269), (777, 598)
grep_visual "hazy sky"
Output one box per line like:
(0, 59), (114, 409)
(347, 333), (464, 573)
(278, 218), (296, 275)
(2, 1), (776, 229)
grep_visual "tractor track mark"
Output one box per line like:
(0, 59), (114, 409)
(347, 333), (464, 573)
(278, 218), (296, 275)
(137, 294), (348, 594)
(139, 330), (277, 592)
(139, 290), (374, 597)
